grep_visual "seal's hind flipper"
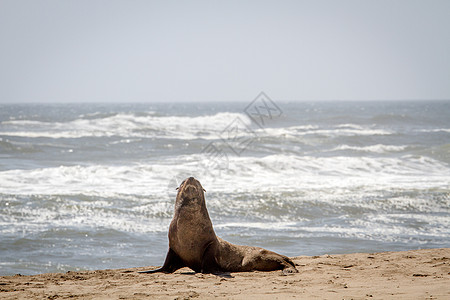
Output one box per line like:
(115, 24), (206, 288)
(139, 248), (185, 274)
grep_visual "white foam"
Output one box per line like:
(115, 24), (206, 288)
(331, 144), (408, 153)
(0, 154), (448, 197)
(215, 221), (297, 231)
(313, 128), (391, 136)
(290, 211), (450, 242)
(418, 128), (450, 133)
(1, 202), (171, 235)
(260, 125), (392, 138)
(0, 164), (172, 196)
(336, 124), (365, 130)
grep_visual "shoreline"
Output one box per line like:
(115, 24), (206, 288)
(1, 248), (449, 299)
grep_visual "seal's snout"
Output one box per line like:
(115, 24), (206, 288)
(186, 177), (196, 184)
(183, 176), (200, 187)
(184, 184), (198, 198)
(180, 177), (199, 199)
(178, 177), (204, 200)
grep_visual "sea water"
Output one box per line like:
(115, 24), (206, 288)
(0, 100), (449, 275)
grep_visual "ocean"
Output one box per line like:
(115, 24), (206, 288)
(0, 98), (449, 276)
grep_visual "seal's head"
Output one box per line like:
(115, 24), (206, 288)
(176, 177), (206, 204)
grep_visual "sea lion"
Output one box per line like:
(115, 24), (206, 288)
(140, 177), (298, 274)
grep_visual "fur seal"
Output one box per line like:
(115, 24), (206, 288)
(140, 177), (298, 274)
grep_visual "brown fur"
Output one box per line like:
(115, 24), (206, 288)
(140, 177), (298, 274)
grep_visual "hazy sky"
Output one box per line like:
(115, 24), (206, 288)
(0, 0), (449, 103)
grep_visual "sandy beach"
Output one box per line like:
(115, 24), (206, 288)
(1, 248), (448, 299)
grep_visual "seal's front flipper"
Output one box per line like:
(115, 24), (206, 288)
(139, 248), (185, 274)
(200, 242), (221, 274)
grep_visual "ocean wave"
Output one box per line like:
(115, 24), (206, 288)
(417, 128), (450, 133)
(2, 187), (448, 238)
(0, 194), (171, 236)
(0, 138), (41, 153)
(1, 114), (393, 141)
(195, 154), (450, 197)
(0, 154), (448, 197)
(215, 221), (297, 230)
(335, 123), (365, 129)
(0, 112), (251, 139)
(331, 144), (408, 153)
(294, 214), (450, 242)
(259, 125), (392, 139)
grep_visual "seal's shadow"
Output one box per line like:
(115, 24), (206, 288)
(180, 271), (234, 278)
(213, 272), (234, 278)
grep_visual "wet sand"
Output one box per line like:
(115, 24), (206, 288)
(1, 248), (449, 299)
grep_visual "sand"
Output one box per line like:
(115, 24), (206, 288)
(1, 248), (448, 299)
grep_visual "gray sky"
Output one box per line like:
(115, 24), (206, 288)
(0, 0), (449, 103)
